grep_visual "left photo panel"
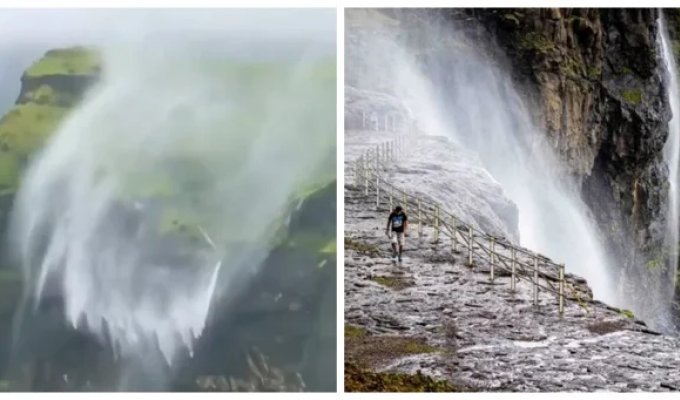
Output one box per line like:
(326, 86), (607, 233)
(0, 8), (336, 392)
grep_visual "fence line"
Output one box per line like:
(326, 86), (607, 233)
(347, 135), (583, 315)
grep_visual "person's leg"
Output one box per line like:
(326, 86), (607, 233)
(398, 233), (405, 260)
(390, 234), (398, 258)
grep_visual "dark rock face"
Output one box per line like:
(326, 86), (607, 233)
(16, 73), (98, 107)
(470, 8), (675, 325)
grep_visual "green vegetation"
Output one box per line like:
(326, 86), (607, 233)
(345, 236), (381, 256)
(25, 47), (100, 77)
(619, 309), (635, 319)
(0, 103), (69, 162)
(587, 65), (601, 80)
(587, 320), (627, 335)
(519, 32), (555, 54)
(501, 13), (520, 27)
(320, 239), (336, 254)
(0, 153), (20, 190)
(344, 362), (460, 392)
(372, 275), (413, 290)
(620, 66), (634, 76)
(646, 257), (664, 271)
(345, 324), (369, 339)
(23, 85), (57, 105)
(621, 89), (642, 105)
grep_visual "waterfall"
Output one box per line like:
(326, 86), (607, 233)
(660, 13), (680, 328)
(431, 49), (616, 304)
(348, 9), (617, 304)
(9, 41), (334, 386)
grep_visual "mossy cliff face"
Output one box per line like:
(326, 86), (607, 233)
(467, 9), (677, 317)
(0, 47), (99, 383)
(0, 47), (99, 223)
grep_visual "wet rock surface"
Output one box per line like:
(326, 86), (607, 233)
(344, 140), (680, 391)
(346, 131), (519, 241)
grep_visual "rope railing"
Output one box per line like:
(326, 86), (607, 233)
(347, 134), (574, 315)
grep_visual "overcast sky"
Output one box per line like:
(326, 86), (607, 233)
(0, 8), (336, 111)
(0, 8), (335, 47)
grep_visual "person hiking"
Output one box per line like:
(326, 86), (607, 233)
(386, 205), (408, 262)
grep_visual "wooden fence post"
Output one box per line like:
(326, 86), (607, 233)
(511, 247), (516, 291)
(417, 197), (422, 238)
(375, 174), (380, 210)
(364, 154), (369, 196)
(451, 217), (458, 252)
(490, 236), (496, 282)
(559, 264), (565, 315)
(533, 256), (539, 305)
(468, 226), (473, 266)
(375, 145), (380, 170)
(434, 205), (440, 243)
(389, 185), (393, 211)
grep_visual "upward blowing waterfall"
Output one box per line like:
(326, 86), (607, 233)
(660, 14), (680, 328)
(10, 43), (334, 387)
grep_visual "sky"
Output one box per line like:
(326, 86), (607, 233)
(0, 8), (335, 47)
(0, 8), (336, 111)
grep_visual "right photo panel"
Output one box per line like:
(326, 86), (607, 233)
(344, 8), (680, 392)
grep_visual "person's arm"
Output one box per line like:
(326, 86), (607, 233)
(404, 217), (408, 235)
(386, 215), (392, 232)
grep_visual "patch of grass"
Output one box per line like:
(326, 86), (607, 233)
(587, 320), (627, 335)
(519, 32), (555, 53)
(673, 40), (680, 66)
(587, 65), (601, 80)
(0, 152), (20, 190)
(621, 88), (642, 105)
(619, 309), (635, 319)
(371, 275), (413, 290)
(25, 47), (100, 77)
(402, 340), (438, 354)
(344, 361), (460, 392)
(345, 236), (381, 256)
(345, 332), (441, 370)
(345, 324), (368, 339)
(0, 103), (69, 160)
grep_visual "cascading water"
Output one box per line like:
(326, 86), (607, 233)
(9, 41), (334, 388)
(348, 9), (617, 304)
(424, 46), (616, 304)
(659, 13), (680, 330)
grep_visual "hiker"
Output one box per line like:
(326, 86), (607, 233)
(386, 205), (408, 262)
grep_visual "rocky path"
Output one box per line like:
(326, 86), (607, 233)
(344, 136), (680, 392)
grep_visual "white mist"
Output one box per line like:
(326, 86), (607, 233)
(10, 41), (334, 374)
